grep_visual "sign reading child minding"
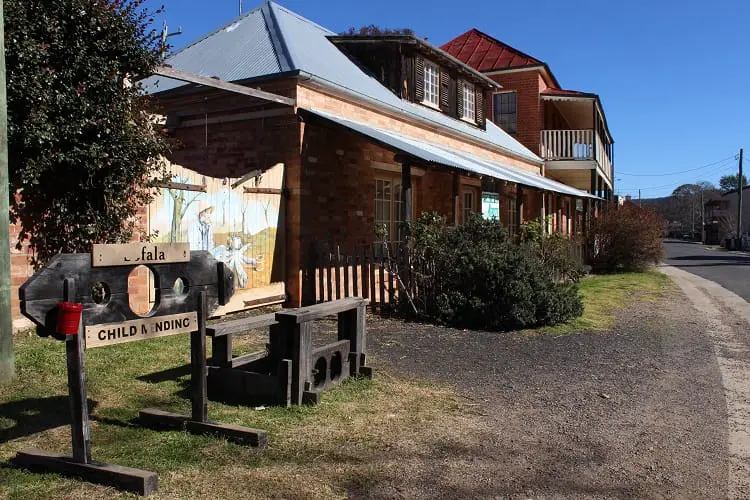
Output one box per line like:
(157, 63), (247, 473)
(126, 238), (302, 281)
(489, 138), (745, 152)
(84, 312), (198, 348)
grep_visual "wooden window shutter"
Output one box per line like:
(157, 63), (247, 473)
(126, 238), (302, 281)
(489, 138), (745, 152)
(475, 88), (485, 126)
(447, 76), (457, 117)
(439, 69), (450, 111)
(415, 56), (425, 102)
(456, 79), (464, 118)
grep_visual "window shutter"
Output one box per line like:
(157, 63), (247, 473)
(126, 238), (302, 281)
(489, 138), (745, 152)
(457, 80), (464, 118)
(415, 56), (425, 102)
(447, 76), (457, 117)
(475, 88), (485, 126)
(439, 69), (450, 111)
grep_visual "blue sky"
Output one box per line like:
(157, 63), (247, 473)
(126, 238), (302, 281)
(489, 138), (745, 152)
(145, 0), (749, 198)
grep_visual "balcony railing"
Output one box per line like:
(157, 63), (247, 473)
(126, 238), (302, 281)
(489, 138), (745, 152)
(541, 129), (613, 182)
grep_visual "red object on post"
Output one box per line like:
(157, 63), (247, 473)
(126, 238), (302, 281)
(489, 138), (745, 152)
(57, 302), (84, 335)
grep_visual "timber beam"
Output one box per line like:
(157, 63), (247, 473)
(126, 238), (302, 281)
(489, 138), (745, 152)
(152, 66), (296, 107)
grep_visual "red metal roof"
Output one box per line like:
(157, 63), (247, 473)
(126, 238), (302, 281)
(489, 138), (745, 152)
(441, 29), (543, 72)
(540, 88), (596, 98)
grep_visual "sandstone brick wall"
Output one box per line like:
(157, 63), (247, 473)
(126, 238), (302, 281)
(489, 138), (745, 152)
(296, 85), (542, 173)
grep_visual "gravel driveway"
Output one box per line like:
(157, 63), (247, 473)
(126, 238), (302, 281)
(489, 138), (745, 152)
(362, 286), (729, 498)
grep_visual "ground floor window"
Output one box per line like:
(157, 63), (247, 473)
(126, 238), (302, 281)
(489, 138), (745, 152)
(375, 177), (410, 242)
(508, 198), (518, 233)
(463, 189), (476, 223)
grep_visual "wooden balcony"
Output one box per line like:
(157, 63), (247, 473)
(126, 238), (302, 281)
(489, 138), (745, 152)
(540, 129), (613, 183)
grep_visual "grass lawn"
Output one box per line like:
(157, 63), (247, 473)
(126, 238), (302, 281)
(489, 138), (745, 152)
(541, 270), (672, 335)
(0, 330), (461, 499)
(0, 271), (670, 498)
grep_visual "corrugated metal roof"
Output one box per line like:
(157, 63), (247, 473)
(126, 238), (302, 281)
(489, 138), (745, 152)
(141, 5), (282, 94)
(441, 29), (543, 72)
(141, 2), (541, 164)
(301, 108), (597, 199)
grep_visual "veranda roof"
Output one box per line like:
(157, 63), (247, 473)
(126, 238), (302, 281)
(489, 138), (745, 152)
(299, 108), (598, 200)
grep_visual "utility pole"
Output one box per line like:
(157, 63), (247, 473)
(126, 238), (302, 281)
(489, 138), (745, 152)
(701, 188), (705, 244)
(0, 0), (15, 381)
(159, 21), (182, 61)
(737, 148), (743, 248)
(239, 0), (243, 16)
(638, 189), (642, 207)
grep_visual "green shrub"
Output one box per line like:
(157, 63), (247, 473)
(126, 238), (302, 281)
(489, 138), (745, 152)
(588, 203), (664, 273)
(520, 219), (585, 282)
(401, 213), (583, 331)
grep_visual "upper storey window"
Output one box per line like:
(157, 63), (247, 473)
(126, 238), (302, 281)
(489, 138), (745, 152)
(461, 82), (476, 121)
(493, 91), (517, 134)
(423, 60), (439, 107)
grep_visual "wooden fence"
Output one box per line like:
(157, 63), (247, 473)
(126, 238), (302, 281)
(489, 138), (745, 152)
(303, 242), (402, 313)
(303, 240), (587, 314)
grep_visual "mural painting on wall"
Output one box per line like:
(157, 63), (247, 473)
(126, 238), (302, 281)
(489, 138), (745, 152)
(149, 162), (285, 313)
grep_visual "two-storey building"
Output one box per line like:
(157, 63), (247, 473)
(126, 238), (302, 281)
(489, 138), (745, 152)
(442, 29), (615, 210)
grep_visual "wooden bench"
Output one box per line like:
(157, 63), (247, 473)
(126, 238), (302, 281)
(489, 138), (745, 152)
(206, 298), (371, 407)
(206, 313), (278, 368)
(274, 297), (371, 405)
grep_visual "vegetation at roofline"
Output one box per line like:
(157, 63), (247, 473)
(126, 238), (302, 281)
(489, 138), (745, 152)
(341, 25), (415, 36)
(6, 0), (170, 267)
(393, 213), (584, 331)
(587, 203), (664, 273)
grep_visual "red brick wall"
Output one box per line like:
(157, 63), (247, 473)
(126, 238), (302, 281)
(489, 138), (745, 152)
(487, 70), (546, 156)
(299, 121), (463, 252)
(9, 223), (34, 323)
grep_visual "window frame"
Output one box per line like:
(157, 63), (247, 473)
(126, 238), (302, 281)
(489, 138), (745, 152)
(461, 82), (476, 122)
(374, 175), (414, 242)
(492, 90), (518, 135)
(422, 60), (440, 109)
(462, 188), (476, 224)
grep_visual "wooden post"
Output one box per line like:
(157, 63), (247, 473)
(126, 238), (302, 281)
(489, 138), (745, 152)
(64, 278), (91, 464)
(334, 246), (341, 300)
(273, 314), (313, 406)
(191, 288), (208, 423)
(401, 160), (413, 229)
(211, 335), (232, 368)
(352, 252), (359, 297)
(516, 185), (524, 231)
(452, 172), (460, 227)
(540, 190), (546, 234)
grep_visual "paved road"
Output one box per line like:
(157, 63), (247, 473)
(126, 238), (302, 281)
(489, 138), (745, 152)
(663, 239), (750, 301)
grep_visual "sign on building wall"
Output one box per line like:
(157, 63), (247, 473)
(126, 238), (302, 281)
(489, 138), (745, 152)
(149, 162), (285, 314)
(481, 192), (500, 220)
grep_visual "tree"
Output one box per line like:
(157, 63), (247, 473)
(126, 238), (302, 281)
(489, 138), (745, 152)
(341, 25), (415, 36)
(670, 181), (717, 238)
(719, 174), (748, 194)
(6, 0), (170, 267)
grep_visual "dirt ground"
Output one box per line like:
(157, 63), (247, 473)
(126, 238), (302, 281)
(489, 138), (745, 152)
(359, 286), (729, 499)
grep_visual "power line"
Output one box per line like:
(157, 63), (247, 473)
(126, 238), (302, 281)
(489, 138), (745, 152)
(617, 162), (738, 193)
(617, 154), (737, 177)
